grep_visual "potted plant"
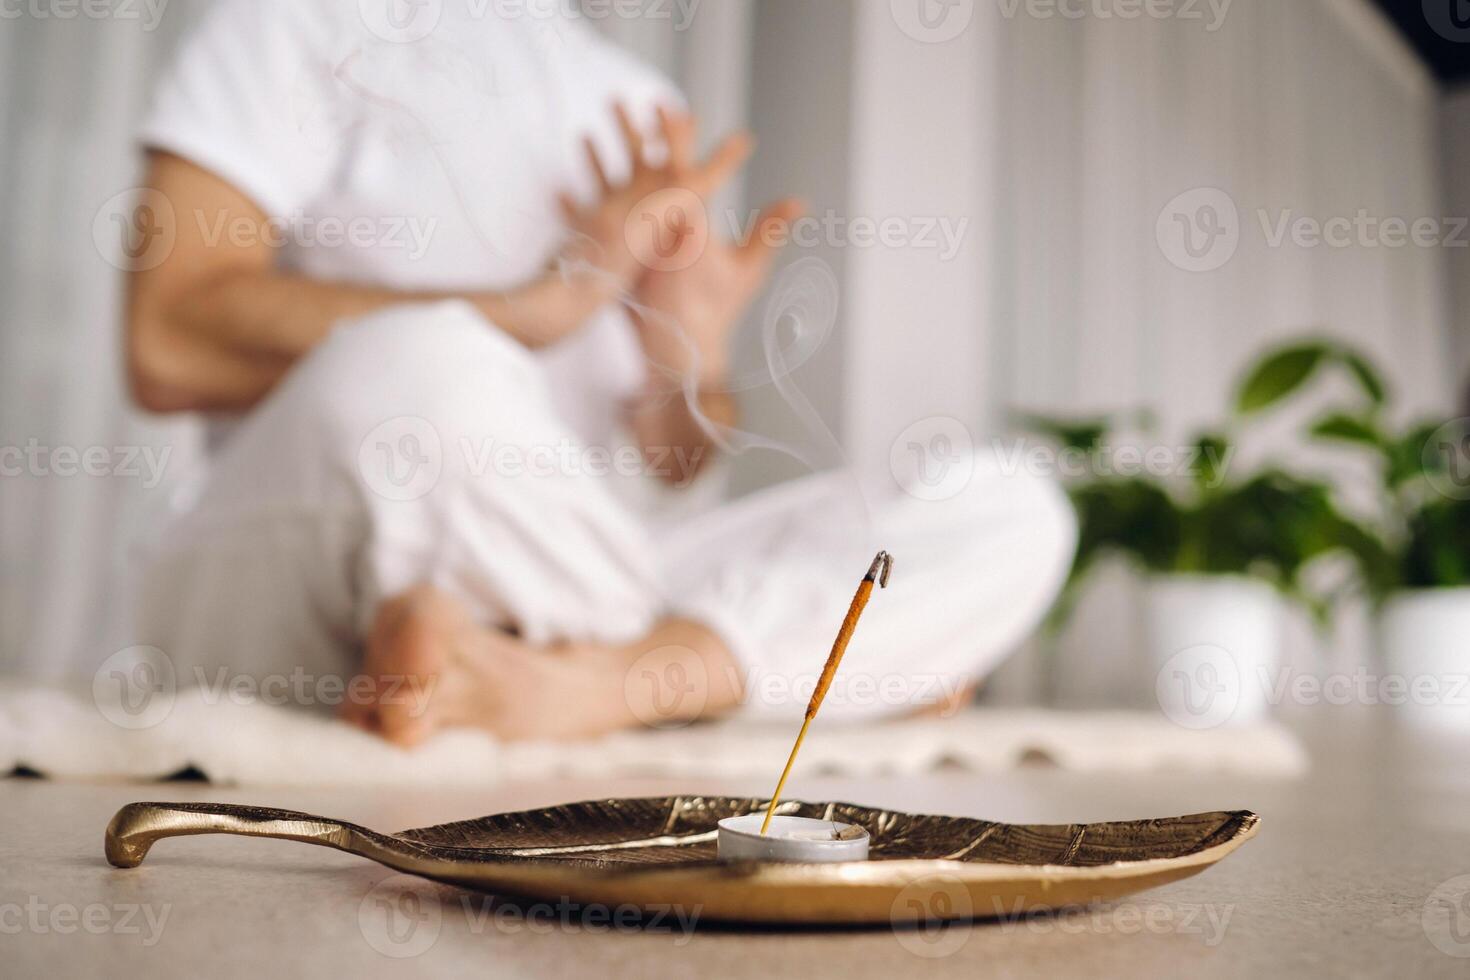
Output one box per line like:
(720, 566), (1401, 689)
(1246, 342), (1470, 731)
(1024, 343), (1377, 726)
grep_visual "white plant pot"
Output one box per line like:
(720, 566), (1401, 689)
(1378, 589), (1470, 734)
(1144, 575), (1284, 729)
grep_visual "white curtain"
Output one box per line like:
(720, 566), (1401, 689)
(0, 4), (207, 680)
(994, 0), (1449, 424)
(1445, 86), (1470, 381)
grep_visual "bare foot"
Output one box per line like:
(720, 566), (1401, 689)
(337, 586), (463, 746)
(341, 585), (587, 746)
(339, 586), (742, 746)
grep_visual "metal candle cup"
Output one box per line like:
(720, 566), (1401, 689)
(717, 815), (871, 863)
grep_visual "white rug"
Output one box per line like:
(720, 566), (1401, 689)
(0, 680), (1308, 786)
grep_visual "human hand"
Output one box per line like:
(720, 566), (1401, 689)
(631, 193), (804, 387)
(556, 104), (753, 294)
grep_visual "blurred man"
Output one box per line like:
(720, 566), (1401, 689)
(125, 0), (1075, 743)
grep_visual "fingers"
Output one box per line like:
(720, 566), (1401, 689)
(740, 197), (806, 267)
(584, 136), (612, 194)
(556, 191), (580, 222)
(694, 130), (754, 195)
(613, 101), (646, 168)
(658, 105), (696, 173)
(592, 103), (748, 197)
(337, 692), (374, 732)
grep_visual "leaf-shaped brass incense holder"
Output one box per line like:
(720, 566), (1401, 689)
(105, 796), (1258, 925)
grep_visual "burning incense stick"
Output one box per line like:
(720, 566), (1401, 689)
(760, 550), (894, 835)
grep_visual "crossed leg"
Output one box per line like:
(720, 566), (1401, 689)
(136, 300), (1074, 745)
(136, 301), (739, 744)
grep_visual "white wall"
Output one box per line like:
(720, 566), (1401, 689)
(842, 2), (997, 486)
(1443, 85), (1470, 398)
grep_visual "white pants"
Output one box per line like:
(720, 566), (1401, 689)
(135, 302), (1077, 721)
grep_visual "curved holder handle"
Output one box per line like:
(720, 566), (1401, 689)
(105, 802), (373, 869)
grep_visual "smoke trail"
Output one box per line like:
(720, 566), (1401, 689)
(610, 255), (873, 546)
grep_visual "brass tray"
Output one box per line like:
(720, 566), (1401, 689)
(105, 797), (1258, 925)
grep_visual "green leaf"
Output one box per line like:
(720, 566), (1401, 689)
(1338, 349), (1387, 407)
(1403, 497), (1470, 589)
(1309, 413), (1384, 448)
(1326, 517), (1401, 602)
(1191, 431), (1232, 493)
(1012, 412), (1109, 454)
(1236, 343), (1330, 415)
(1066, 478), (1183, 581)
(1387, 422), (1445, 488)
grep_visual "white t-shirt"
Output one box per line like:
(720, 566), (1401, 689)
(141, 0), (681, 446)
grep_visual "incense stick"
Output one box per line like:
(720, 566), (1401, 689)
(760, 551), (894, 835)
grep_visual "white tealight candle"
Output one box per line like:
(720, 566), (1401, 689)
(717, 815), (871, 863)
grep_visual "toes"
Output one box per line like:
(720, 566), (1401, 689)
(341, 667), (436, 746)
(354, 587), (459, 747)
(376, 706), (433, 748)
(336, 691), (378, 734)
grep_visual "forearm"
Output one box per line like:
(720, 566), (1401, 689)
(129, 267), (616, 413)
(176, 265), (617, 356)
(129, 269), (413, 411)
(626, 382), (737, 487)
